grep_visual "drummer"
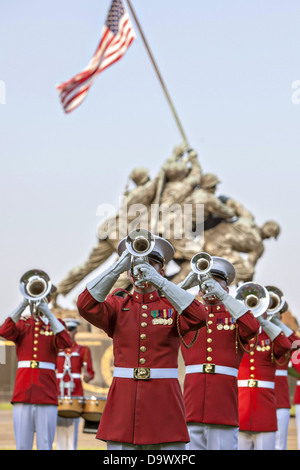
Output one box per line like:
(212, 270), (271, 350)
(55, 317), (95, 450)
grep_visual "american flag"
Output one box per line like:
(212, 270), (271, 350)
(57, 0), (136, 113)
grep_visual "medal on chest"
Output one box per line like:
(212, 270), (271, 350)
(39, 325), (53, 336)
(151, 308), (174, 325)
(216, 317), (236, 331)
(256, 338), (271, 351)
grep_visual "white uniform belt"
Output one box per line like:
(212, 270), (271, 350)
(275, 370), (288, 376)
(56, 373), (81, 379)
(238, 379), (275, 389)
(113, 367), (178, 380)
(185, 364), (238, 377)
(18, 360), (56, 370)
(297, 380), (300, 386)
(58, 352), (80, 357)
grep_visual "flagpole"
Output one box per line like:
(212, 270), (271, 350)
(125, 0), (190, 151)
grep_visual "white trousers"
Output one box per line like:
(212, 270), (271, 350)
(13, 403), (57, 450)
(238, 431), (276, 450)
(295, 404), (300, 450)
(56, 417), (80, 450)
(275, 408), (290, 450)
(107, 441), (187, 451)
(186, 423), (239, 450)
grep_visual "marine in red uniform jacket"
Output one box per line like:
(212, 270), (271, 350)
(77, 287), (206, 445)
(77, 234), (208, 446)
(238, 327), (291, 432)
(275, 329), (298, 410)
(0, 312), (71, 405)
(179, 256), (260, 429)
(291, 345), (300, 450)
(291, 347), (300, 406)
(267, 299), (298, 412)
(56, 318), (95, 397)
(181, 303), (259, 427)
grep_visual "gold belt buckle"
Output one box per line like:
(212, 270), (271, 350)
(203, 363), (215, 374)
(134, 367), (150, 380)
(248, 379), (258, 388)
(30, 360), (39, 369)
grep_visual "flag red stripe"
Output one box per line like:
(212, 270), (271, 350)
(100, 18), (134, 63)
(57, 29), (113, 95)
(59, 25), (128, 108)
(63, 84), (91, 113)
(62, 28), (135, 111)
(60, 25), (132, 109)
(58, 34), (116, 106)
(57, 2), (135, 113)
(97, 33), (135, 74)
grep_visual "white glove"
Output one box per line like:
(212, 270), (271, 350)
(9, 299), (29, 324)
(177, 271), (199, 291)
(38, 302), (65, 335)
(201, 278), (248, 320)
(86, 249), (131, 302)
(271, 316), (293, 338)
(258, 316), (282, 341)
(134, 263), (195, 314)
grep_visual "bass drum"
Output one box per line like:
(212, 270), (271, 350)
(58, 396), (84, 418)
(82, 396), (106, 422)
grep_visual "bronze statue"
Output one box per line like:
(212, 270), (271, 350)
(203, 218), (280, 283)
(53, 144), (281, 305)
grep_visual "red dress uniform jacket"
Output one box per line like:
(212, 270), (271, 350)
(291, 347), (300, 405)
(181, 304), (260, 427)
(275, 332), (298, 409)
(238, 330), (291, 432)
(56, 341), (95, 396)
(77, 288), (207, 445)
(0, 316), (72, 405)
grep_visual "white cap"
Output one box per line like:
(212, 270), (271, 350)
(211, 256), (236, 285)
(63, 318), (81, 330)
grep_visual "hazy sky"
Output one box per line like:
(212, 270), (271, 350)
(1, 0), (300, 324)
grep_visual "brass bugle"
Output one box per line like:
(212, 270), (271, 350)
(132, 235), (152, 255)
(125, 229), (156, 284)
(126, 229), (155, 258)
(234, 282), (270, 318)
(265, 285), (285, 320)
(190, 252), (214, 295)
(20, 269), (52, 318)
(191, 252), (213, 277)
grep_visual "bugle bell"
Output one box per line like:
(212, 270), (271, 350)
(125, 229), (156, 285)
(20, 269), (52, 318)
(234, 282), (270, 318)
(191, 252), (213, 277)
(265, 285), (285, 320)
(191, 252), (214, 295)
